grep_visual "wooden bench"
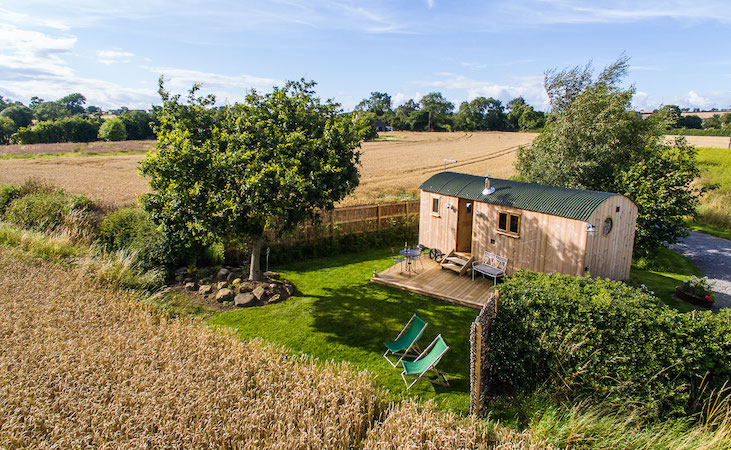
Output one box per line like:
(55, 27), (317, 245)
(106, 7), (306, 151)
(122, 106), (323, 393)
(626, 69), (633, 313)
(471, 251), (507, 283)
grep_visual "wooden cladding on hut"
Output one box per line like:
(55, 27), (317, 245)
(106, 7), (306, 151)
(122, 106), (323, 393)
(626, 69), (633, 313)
(418, 172), (638, 280)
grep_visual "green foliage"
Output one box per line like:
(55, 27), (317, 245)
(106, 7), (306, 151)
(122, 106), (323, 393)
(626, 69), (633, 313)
(0, 104), (33, 130)
(672, 127), (731, 136)
(618, 137), (702, 254)
(488, 271), (731, 419)
(98, 117), (127, 141)
(99, 207), (180, 270)
(516, 56), (701, 255)
(453, 97), (508, 131)
(4, 189), (94, 235)
(0, 184), (20, 213)
(12, 117), (101, 144)
(678, 114), (702, 129)
(119, 110), (155, 140)
(0, 116), (15, 144)
(679, 275), (715, 302)
(33, 101), (71, 121)
(507, 97), (546, 131)
(703, 115), (723, 129)
(419, 92), (454, 131)
(140, 78), (363, 278)
(58, 93), (86, 115)
(355, 91), (392, 116)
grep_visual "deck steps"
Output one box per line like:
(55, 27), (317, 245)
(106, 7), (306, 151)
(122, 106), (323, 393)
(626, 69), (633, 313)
(440, 251), (475, 275)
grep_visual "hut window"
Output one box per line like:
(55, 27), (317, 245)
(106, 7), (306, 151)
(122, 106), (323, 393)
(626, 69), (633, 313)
(498, 211), (521, 237)
(431, 197), (440, 215)
(602, 217), (613, 235)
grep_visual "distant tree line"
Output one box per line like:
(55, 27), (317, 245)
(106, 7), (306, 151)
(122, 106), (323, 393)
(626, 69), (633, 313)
(0, 93), (156, 145)
(351, 91), (546, 132)
(648, 104), (731, 133)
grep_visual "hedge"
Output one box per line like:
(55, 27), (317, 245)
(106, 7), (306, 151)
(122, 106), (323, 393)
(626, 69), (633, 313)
(488, 271), (731, 418)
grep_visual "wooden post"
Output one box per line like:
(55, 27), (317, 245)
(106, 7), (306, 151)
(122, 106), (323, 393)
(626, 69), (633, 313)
(376, 205), (381, 230)
(470, 321), (482, 416)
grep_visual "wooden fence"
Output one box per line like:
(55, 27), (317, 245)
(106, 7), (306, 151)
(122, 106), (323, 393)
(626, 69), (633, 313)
(470, 291), (499, 416)
(271, 200), (420, 244)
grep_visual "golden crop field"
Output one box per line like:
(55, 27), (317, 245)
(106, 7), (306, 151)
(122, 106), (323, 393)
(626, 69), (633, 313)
(0, 246), (533, 448)
(0, 132), (536, 208)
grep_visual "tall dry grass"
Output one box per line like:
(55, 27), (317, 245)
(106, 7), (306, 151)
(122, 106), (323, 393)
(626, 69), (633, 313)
(0, 247), (384, 448)
(363, 400), (541, 449)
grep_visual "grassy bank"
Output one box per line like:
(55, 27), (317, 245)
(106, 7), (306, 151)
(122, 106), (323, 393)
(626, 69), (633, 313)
(696, 147), (731, 238)
(630, 246), (704, 312)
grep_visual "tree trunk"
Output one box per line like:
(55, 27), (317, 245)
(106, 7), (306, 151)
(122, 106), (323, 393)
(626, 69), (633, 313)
(249, 239), (263, 281)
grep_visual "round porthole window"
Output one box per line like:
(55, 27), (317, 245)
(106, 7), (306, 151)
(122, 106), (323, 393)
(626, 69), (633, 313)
(602, 217), (613, 235)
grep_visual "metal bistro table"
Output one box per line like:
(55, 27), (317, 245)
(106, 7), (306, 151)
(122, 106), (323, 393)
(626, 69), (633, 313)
(399, 248), (422, 276)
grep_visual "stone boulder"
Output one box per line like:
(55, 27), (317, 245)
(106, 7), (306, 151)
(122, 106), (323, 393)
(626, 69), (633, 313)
(252, 285), (269, 301)
(263, 271), (280, 279)
(234, 293), (256, 307)
(216, 268), (231, 281)
(238, 281), (256, 293)
(215, 288), (235, 303)
(231, 278), (242, 286)
(184, 282), (197, 291)
(217, 281), (228, 290)
(267, 294), (282, 305)
(198, 285), (213, 295)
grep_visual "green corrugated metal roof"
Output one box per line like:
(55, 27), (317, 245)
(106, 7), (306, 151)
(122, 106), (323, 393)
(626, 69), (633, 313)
(419, 172), (619, 221)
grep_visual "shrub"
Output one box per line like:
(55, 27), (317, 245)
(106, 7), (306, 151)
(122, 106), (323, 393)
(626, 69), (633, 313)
(487, 271), (731, 418)
(0, 184), (20, 214)
(4, 189), (96, 237)
(99, 207), (200, 271)
(98, 117), (127, 141)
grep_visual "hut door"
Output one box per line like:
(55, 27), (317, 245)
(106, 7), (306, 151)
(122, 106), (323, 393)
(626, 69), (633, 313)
(456, 199), (473, 253)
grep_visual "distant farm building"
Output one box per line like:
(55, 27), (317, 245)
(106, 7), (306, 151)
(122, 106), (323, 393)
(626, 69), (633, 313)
(418, 172), (638, 280)
(372, 120), (392, 132)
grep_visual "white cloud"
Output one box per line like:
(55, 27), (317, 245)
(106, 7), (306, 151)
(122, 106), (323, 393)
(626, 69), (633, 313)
(97, 49), (134, 65)
(632, 89), (731, 111)
(413, 73), (549, 110)
(426, 0), (435, 9)
(152, 67), (280, 94)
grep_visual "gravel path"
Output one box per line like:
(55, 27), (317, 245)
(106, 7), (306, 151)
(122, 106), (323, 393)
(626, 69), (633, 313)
(670, 231), (731, 310)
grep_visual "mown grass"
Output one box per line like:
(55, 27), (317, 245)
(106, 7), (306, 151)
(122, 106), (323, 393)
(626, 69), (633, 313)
(695, 147), (731, 237)
(630, 246), (704, 312)
(209, 249), (476, 414)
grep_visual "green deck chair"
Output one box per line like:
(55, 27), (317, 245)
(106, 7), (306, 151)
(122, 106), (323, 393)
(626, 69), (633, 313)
(383, 314), (427, 368)
(400, 334), (450, 390)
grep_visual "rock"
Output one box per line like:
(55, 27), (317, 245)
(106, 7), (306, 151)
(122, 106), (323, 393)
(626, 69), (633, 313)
(184, 277), (195, 284)
(217, 281), (228, 290)
(263, 271), (280, 279)
(198, 285), (213, 295)
(269, 283), (278, 289)
(174, 267), (188, 277)
(227, 272), (238, 282)
(231, 278), (242, 285)
(283, 284), (295, 296)
(184, 282), (197, 291)
(267, 294), (282, 304)
(238, 281), (256, 293)
(216, 268), (231, 281)
(215, 288), (235, 303)
(199, 277), (211, 285)
(234, 293), (256, 307)
(252, 285), (268, 301)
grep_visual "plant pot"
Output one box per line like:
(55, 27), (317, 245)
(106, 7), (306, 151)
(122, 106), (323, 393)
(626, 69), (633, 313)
(675, 287), (714, 308)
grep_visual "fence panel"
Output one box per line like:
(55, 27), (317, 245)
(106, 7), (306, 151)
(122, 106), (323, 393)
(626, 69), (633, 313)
(470, 291), (499, 416)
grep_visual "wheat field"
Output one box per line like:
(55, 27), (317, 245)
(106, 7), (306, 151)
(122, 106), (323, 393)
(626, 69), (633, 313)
(0, 132), (536, 207)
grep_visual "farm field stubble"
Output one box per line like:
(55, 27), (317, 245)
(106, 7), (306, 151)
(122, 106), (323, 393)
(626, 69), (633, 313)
(0, 132), (536, 207)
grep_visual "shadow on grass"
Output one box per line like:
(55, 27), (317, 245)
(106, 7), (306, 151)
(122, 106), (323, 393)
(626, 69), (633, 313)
(308, 281), (476, 394)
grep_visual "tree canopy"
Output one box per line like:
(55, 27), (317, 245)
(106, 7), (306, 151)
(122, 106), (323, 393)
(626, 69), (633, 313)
(516, 56), (701, 254)
(140, 78), (364, 279)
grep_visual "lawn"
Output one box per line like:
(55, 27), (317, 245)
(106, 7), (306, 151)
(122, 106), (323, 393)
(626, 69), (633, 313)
(630, 246), (704, 313)
(209, 248), (478, 414)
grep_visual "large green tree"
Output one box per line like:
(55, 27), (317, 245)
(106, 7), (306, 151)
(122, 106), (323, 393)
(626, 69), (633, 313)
(516, 56), (701, 254)
(0, 104), (33, 130)
(140, 78), (364, 280)
(354, 91), (392, 116)
(419, 92), (454, 131)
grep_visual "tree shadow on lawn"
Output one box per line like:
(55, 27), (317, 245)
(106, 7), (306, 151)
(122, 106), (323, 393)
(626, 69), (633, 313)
(308, 280), (477, 396)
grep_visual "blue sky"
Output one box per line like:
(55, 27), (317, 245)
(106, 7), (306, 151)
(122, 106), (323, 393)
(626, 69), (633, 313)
(1, 0), (730, 111)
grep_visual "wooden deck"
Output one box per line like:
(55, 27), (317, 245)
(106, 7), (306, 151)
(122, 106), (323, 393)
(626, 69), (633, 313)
(371, 257), (494, 309)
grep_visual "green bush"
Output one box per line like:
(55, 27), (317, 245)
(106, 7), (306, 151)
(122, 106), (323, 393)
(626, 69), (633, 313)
(98, 117), (127, 141)
(4, 190), (94, 235)
(12, 117), (101, 144)
(0, 184), (20, 214)
(99, 207), (202, 272)
(488, 271), (731, 418)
